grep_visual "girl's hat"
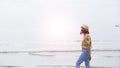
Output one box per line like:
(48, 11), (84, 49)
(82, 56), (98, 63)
(81, 24), (89, 30)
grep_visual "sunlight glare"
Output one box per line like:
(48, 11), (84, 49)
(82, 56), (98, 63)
(48, 22), (69, 40)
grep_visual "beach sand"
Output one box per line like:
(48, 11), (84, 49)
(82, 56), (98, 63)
(0, 65), (111, 68)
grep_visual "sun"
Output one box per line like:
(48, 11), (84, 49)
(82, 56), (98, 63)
(48, 22), (69, 40)
(43, 13), (73, 41)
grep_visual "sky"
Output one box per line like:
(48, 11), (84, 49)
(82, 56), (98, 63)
(0, 0), (120, 43)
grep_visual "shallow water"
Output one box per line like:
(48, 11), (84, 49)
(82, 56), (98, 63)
(0, 41), (120, 68)
(0, 51), (119, 68)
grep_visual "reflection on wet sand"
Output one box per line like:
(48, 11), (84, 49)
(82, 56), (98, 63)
(105, 56), (120, 58)
(29, 52), (55, 57)
(37, 65), (111, 68)
(0, 65), (23, 68)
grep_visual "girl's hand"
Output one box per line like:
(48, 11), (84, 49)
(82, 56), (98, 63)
(88, 55), (91, 60)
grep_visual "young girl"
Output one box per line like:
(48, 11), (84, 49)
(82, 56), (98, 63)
(76, 24), (92, 68)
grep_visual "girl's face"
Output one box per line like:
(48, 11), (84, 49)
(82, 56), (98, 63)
(80, 26), (88, 34)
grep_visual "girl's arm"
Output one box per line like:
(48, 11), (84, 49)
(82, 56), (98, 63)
(88, 45), (91, 60)
(85, 35), (91, 60)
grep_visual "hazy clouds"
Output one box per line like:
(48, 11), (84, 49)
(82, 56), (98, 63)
(0, 0), (120, 43)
